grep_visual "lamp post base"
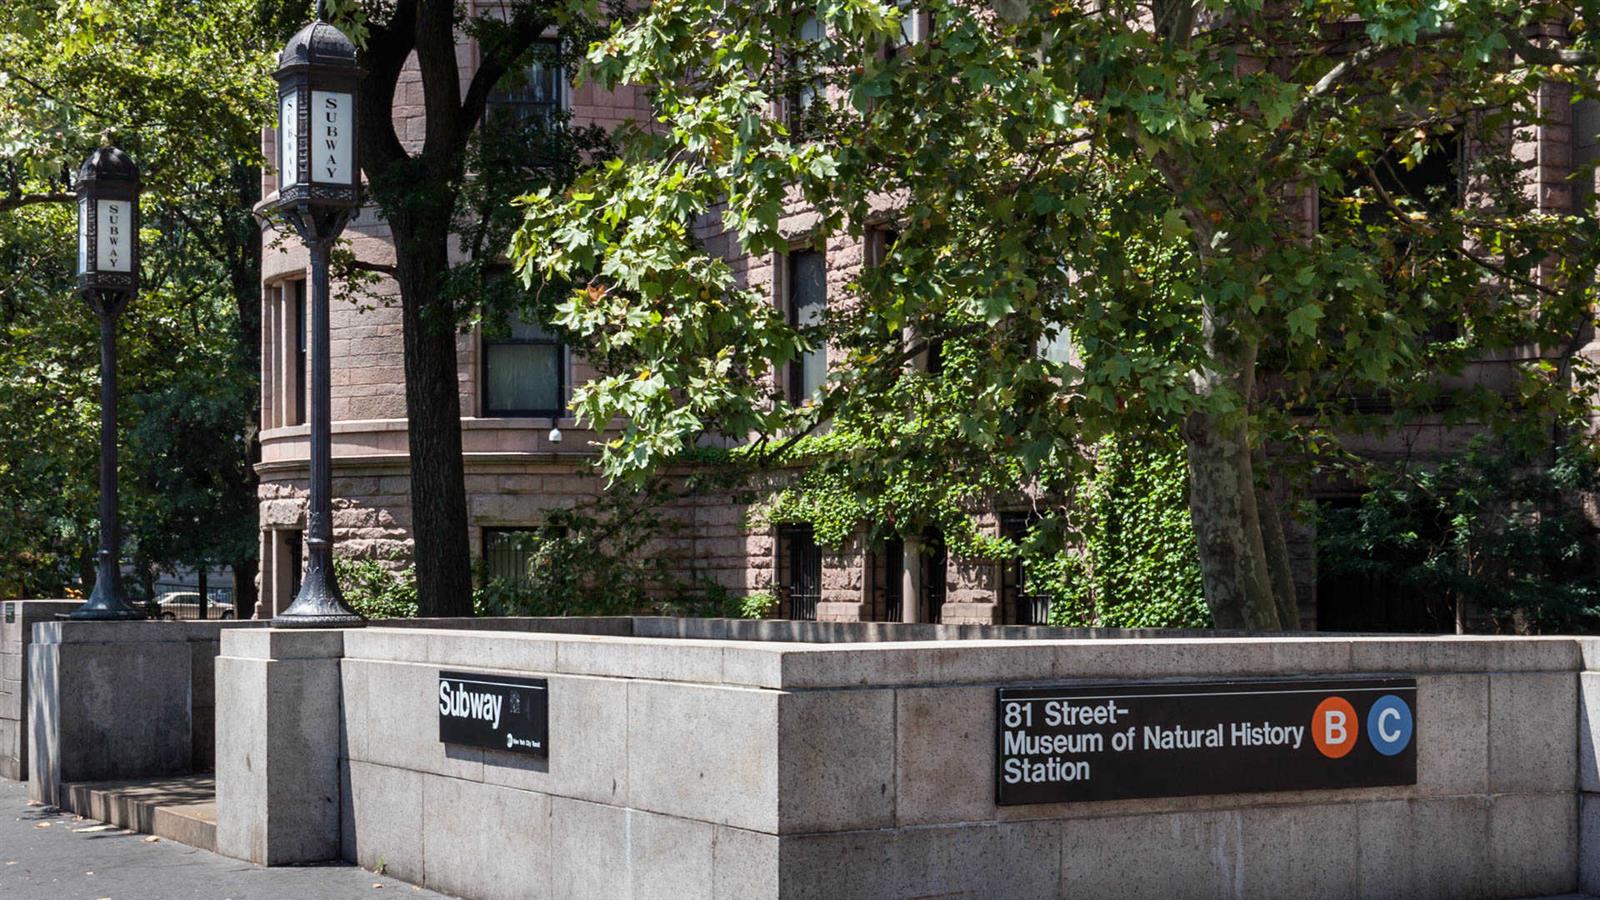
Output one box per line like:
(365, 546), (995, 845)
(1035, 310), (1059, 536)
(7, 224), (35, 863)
(271, 574), (365, 628)
(271, 612), (366, 627)
(69, 582), (147, 621)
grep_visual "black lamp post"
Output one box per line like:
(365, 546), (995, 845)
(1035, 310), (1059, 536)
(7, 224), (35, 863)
(70, 145), (146, 621)
(270, 7), (364, 627)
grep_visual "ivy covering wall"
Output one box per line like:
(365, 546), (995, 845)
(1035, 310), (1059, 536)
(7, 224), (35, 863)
(1039, 437), (1209, 628)
(759, 430), (1210, 628)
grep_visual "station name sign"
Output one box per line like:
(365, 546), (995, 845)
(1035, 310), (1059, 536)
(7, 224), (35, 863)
(438, 671), (548, 758)
(996, 677), (1416, 805)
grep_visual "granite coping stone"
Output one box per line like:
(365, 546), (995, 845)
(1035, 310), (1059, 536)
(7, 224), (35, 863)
(33, 619), (265, 646)
(272, 627), (1597, 691)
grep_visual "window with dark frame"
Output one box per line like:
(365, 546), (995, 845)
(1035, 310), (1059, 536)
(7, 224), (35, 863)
(487, 38), (567, 131)
(880, 537), (904, 622)
(999, 513), (1050, 625)
(286, 529), (303, 600)
(483, 312), (566, 417)
(785, 13), (826, 132)
(778, 524), (822, 621)
(482, 526), (566, 590)
(920, 528), (947, 623)
(786, 249), (827, 402)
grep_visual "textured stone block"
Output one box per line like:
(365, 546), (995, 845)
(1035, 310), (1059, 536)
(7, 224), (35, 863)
(481, 674), (627, 806)
(1490, 672), (1577, 793)
(783, 820), (1060, 900)
(215, 651), (343, 865)
(0, 717), (17, 766)
(1581, 793), (1600, 894)
(777, 641), (1054, 689)
(777, 688), (894, 833)
(1061, 809), (1238, 898)
(222, 627), (344, 661)
(556, 637), (727, 685)
(712, 825), (779, 900)
(342, 658), (483, 781)
(1239, 804), (1361, 898)
(423, 777), (550, 900)
(1490, 792), (1576, 897)
(1366, 797), (1491, 900)
(191, 640), (217, 707)
(626, 681), (778, 832)
(630, 809), (716, 900)
(425, 631), (557, 672)
(1348, 636), (1579, 674)
(29, 638), (192, 803)
(895, 686), (992, 826)
(191, 705), (215, 773)
(550, 797), (627, 900)
(214, 656), (269, 861)
(1582, 672), (1600, 792)
(1416, 674), (1488, 796)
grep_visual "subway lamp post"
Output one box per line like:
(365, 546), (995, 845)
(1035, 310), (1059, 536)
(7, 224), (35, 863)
(270, 7), (365, 627)
(70, 145), (146, 621)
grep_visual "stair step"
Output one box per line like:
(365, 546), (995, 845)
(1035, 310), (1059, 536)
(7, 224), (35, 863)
(152, 800), (216, 851)
(58, 775), (216, 852)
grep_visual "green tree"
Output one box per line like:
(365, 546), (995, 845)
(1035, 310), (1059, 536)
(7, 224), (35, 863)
(307, 0), (611, 617)
(1318, 431), (1600, 634)
(0, 0), (275, 599)
(514, 0), (1600, 628)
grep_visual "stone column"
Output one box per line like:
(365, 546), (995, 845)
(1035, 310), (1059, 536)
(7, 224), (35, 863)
(1580, 667), (1600, 893)
(901, 537), (922, 623)
(816, 534), (867, 622)
(0, 601), (78, 782)
(215, 629), (345, 865)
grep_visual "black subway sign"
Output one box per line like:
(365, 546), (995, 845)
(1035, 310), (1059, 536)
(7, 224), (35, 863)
(995, 677), (1417, 804)
(438, 671), (548, 758)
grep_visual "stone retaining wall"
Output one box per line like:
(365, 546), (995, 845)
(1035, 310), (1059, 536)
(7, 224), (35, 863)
(0, 601), (77, 780)
(27, 619), (265, 805)
(213, 621), (1599, 899)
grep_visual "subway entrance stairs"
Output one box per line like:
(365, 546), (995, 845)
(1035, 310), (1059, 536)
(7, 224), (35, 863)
(56, 774), (217, 851)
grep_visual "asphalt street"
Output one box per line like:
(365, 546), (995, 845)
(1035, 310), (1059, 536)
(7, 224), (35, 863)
(0, 779), (451, 900)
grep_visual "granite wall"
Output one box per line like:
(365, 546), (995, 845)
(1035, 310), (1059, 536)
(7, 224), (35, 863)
(214, 622), (1597, 899)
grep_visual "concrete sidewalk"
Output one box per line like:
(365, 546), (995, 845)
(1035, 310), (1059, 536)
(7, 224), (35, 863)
(0, 779), (451, 899)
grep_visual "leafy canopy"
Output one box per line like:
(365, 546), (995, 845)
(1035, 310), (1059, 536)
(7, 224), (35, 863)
(511, 0), (1600, 617)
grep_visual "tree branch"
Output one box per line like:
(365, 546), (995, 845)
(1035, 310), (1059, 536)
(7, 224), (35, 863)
(0, 191), (74, 213)
(349, 259), (399, 276)
(355, 0), (418, 176)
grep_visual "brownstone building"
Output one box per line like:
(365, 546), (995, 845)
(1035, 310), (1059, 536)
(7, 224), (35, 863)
(254, 17), (1596, 630)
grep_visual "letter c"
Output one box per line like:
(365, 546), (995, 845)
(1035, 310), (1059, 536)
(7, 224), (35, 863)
(1379, 707), (1400, 742)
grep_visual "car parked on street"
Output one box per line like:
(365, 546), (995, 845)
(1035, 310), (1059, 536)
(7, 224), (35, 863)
(152, 592), (235, 620)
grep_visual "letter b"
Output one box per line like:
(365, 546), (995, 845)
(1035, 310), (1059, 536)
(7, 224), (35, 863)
(1312, 696), (1358, 759)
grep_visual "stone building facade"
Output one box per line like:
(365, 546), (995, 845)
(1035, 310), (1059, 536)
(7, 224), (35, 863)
(255, 15), (1595, 629)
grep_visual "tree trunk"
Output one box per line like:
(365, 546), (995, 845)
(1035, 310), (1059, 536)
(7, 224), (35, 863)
(391, 217), (474, 617)
(232, 557), (258, 620)
(1255, 467), (1301, 631)
(228, 162), (262, 624)
(1182, 410), (1281, 630)
(1230, 421), (1281, 630)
